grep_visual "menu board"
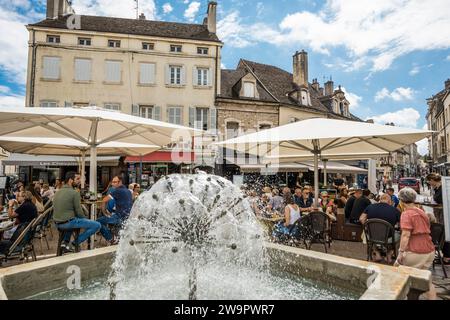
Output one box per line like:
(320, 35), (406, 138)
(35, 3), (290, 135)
(441, 177), (450, 241)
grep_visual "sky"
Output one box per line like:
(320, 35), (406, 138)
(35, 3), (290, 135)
(0, 0), (449, 155)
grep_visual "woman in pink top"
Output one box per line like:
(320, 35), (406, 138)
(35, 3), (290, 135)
(395, 187), (436, 300)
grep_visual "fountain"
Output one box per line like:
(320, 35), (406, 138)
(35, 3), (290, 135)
(0, 174), (433, 300)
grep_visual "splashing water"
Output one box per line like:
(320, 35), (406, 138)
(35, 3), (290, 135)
(106, 173), (354, 300)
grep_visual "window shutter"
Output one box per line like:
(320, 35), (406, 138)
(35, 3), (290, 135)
(207, 68), (212, 86)
(153, 106), (161, 121)
(75, 59), (91, 81)
(189, 107), (195, 128)
(210, 107), (217, 130)
(106, 61), (121, 82)
(165, 65), (171, 85)
(193, 67), (198, 86)
(132, 104), (139, 116)
(178, 107), (184, 126)
(140, 63), (155, 84)
(43, 57), (60, 79)
(181, 66), (186, 85)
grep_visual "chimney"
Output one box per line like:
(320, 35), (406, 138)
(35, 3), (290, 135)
(324, 79), (334, 96)
(446, 79), (450, 90)
(293, 50), (308, 88)
(46, 0), (73, 19)
(139, 13), (146, 20)
(312, 78), (320, 92)
(206, 1), (217, 34)
(319, 87), (324, 96)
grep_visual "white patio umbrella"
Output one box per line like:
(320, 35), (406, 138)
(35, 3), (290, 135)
(215, 118), (432, 205)
(0, 136), (160, 188)
(0, 106), (197, 193)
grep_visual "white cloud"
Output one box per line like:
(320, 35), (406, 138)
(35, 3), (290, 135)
(375, 87), (415, 102)
(217, 12), (253, 48)
(0, 85), (11, 94)
(72, 0), (157, 20)
(184, 1), (200, 22)
(0, 94), (25, 108)
(368, 108), (421, 128)
(221, 63), (227, 69)
(162, 3), (173, 14)
(416, 138), (428, 156)
(218, 0), (450, 72)
(409, 66), (420, 76)
(447, 55), (450, 61)
(183, 0), (189, 3)
(341, 87), (362, 110)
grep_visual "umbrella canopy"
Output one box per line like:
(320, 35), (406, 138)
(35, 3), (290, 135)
(0, 106), (198, 192)
(216, 118), (432, 205)
(0, 137), (159, 157)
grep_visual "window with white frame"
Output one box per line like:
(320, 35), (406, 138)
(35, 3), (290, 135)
(105, 60), (121, 83)
(78, 38), (91, 46)
(197, 68), (209, 86)
(104, 103), (121, 111)
(197, 47), (208, 55)
(170, 45), (182, 53)
(74, 58), (91, 81)
(170, 65), (182, 85)
(40, 100), (58, 108)
(108, 40), (121, 48)
(196, 108), (209, 131)
(168, 107), (182, 125)
(140, 106), (154, 119)
(42, 56), (61, 80)
(46, 35), (60, 43)
(243, 82), (255, 98)
(139, 63), (156, 85)
(142, 42), (154, 50)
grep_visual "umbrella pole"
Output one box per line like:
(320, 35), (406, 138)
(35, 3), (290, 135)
(89, 145), (97, 194)
(81, 150), (86, 189)
(313, 140), (319, 209)
(323, 159), (328, 188)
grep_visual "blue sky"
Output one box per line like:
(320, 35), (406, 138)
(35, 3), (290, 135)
(1, 0), (449, 155)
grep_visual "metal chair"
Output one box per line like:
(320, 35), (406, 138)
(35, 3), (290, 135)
(0, 217), (41, 265)
(431, 223), (448, 278)
(363, 219), (397, 264)
(306, 211), (329, 253)
(34, 206), (53, 254)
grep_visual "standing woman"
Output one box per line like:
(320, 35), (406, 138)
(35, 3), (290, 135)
(395, 188), (436, 300)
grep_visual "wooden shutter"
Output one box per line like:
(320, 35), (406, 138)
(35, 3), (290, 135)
(153, 106), (161, 121)
(106, 61), (121, 82)
(165, 65), (171, 85)
(189, 107), (195, 128)
(43, 57), (60, 79)
(193, 67), (198, 86)
(132, 104), (139, 116)
(210, 107), (217, 130)
(181, 66), (186, 85)
(75, 59), (91, 81)
(207, 68), (212, 86)
(140, 63), (155, 84)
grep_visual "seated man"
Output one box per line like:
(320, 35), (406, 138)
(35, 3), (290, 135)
(53, 172), (101, 252)
(97, 176), (132, 244)
(349, 189), (370, 224)
(294, 187), (314, 215)
(360, 194), (401, 263)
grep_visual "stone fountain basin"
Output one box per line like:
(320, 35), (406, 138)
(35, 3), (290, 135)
(0, 243), (431, 300)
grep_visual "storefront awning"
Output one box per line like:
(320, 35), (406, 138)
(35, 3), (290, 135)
(125, 151), (196, 164)
(1, 153), (120, 166)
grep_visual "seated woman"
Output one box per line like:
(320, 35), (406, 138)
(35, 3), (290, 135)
(272, 194), (301, 240)
(3, 191), (38, 241)
(29, 186), (44, 214)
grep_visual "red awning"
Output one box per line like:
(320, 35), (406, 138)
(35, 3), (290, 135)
(125, 151), (196, 164)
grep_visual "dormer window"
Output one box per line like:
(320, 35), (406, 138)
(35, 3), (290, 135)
(108, 40), (121, 48)
(142, 42), (154, 50)
(47, 35), (60, 43)
(197, 47), (209, 55)
(243, 82), (255, 98)
(170, 45), (182, 53)
(78, 38), (91, 46)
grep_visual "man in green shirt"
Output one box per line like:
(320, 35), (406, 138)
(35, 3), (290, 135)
(53, 171), (101, 251)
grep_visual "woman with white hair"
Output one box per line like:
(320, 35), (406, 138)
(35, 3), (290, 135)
(395, 187), (436, 300)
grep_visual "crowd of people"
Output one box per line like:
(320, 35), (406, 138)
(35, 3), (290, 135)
(0, 172), (139, 254)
